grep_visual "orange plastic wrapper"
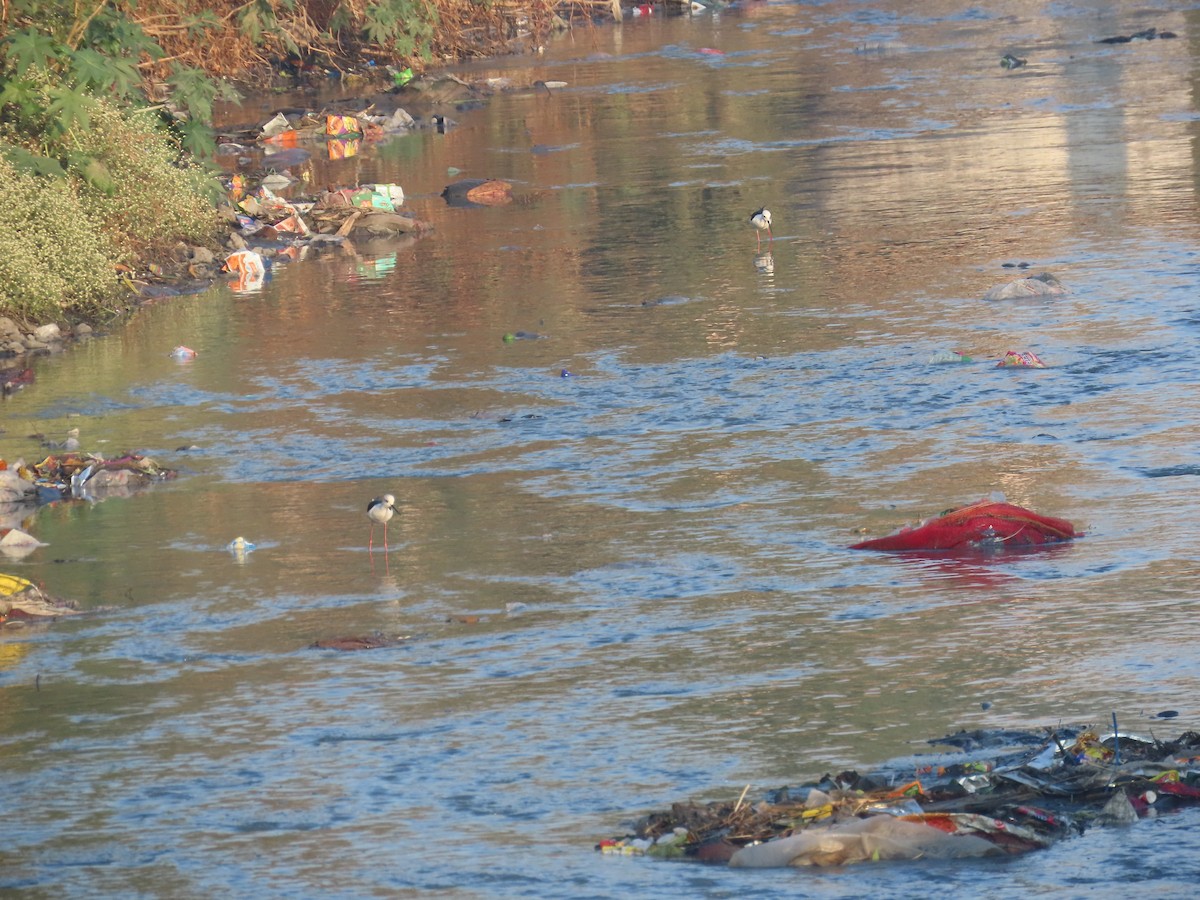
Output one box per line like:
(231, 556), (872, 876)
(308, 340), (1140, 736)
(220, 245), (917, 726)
(272, 214), (311, 236)
(997, 350), (1046, 368)
(328, 138), (360, 160)
(224, 250), (266, 292)
(262, 129), (299, 147)
(326, 115), (361, 136)
(224, 250), (265, 279)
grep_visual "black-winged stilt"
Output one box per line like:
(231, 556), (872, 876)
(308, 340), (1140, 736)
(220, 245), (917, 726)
(367, 494), (396, 551)
(750, 207), (772, 249)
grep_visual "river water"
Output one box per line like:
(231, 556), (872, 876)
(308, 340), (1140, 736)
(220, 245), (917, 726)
(4, 0), (1200, 895)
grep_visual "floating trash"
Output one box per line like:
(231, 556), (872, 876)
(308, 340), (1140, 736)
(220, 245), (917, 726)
(310, 632), (411, 651)
(928, 349), (972, 364)
(997, 349), (1047, 368)
(598, 722), (1200, 867)
(850, 499), (1079, 552)
(226, 537), (257, 562)
(1, 573), (83, 626)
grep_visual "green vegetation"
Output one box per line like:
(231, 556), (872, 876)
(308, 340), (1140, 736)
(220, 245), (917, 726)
(0, 70), (222, 324)
(0, 152), (121, 323)
(0, 0), (591, 324)
(0, 2), (233, 324)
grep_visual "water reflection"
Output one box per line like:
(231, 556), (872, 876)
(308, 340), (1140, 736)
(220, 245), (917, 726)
(4, 0), (1200, 896)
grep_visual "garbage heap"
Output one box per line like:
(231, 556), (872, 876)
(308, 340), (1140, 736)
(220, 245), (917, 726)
(7, 452), (177, 503)
(597, 725), (1200, 867)
(0, 573), (84, 626)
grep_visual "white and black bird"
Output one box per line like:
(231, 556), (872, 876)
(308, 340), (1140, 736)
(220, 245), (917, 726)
(749, 207), (772, 250)
(366, 494), (397, 552)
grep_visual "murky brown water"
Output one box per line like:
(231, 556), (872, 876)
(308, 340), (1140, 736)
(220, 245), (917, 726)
(4, 1), (1200, 894)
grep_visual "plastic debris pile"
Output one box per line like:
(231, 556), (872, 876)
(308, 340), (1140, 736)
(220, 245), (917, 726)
(218, 174), (429, 293)
(233, 106), (422, 162)
(7, 452), (177, 503)
(0, 573), (81, 626)
(597, 725), (1200, 867)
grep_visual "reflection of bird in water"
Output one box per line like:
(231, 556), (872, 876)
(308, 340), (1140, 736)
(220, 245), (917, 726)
(754, 252), (774, 275)
(750, 207), (772, 249)
(367, 494), (396, 552)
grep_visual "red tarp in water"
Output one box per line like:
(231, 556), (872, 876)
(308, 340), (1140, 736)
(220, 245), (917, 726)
(850, 500), (1079, 552)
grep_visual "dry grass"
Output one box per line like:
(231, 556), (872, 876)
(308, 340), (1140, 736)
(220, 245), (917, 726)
(129, 0), (620, 81)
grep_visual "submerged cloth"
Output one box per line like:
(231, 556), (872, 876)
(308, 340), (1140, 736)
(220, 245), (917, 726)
(850, 500), (1079, 551)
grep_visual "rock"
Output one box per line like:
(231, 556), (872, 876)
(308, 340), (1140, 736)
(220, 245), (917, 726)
(381, 107), (415, 130)
(0, 470), (35, 503)
(0, 317), (20, 339)
(0, 528), (46, 559)
(403, 72), (479, 104)
(33, 324), (63, 344)
(1095, 791), (1139, 826)
(1, 366), (33, 394)
(260, 172), (293, 191)
(982, 272), (1066, 301)
(73, 323), (93, 336)
(441, 178), (513, 208)
(21, 337), (49, 351)
(189, 246), (215, 265)
(82, 469), (141, 489)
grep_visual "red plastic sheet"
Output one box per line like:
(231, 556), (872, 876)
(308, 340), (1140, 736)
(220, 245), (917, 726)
(850, 500), (1079, 551)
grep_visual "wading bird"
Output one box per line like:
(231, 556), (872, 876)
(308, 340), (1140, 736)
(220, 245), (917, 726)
(750, 207), (772, 249)
(367, 494), (396, 552)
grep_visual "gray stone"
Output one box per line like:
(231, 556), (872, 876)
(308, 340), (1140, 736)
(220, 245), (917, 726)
(983, 273), (1067, 301)
(33, 323), (62, 343)
(0, 470), (34, 503)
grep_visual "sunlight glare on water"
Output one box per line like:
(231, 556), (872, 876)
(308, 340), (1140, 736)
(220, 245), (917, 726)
(4, 0), (1200, 895)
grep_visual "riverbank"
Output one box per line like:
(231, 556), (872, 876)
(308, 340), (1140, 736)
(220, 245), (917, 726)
(0, 0), (646, 370)
(0, 57), (552, 381)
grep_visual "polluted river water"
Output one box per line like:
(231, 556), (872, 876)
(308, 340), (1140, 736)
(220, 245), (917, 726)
(4, 0), (1200, 895)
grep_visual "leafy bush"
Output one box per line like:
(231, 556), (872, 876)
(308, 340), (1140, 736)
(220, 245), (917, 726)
(0, 152), (122, 322)
(0, 74), (220, 322)
(0, 2), (228, 322)
(65, 101), (220, 259)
